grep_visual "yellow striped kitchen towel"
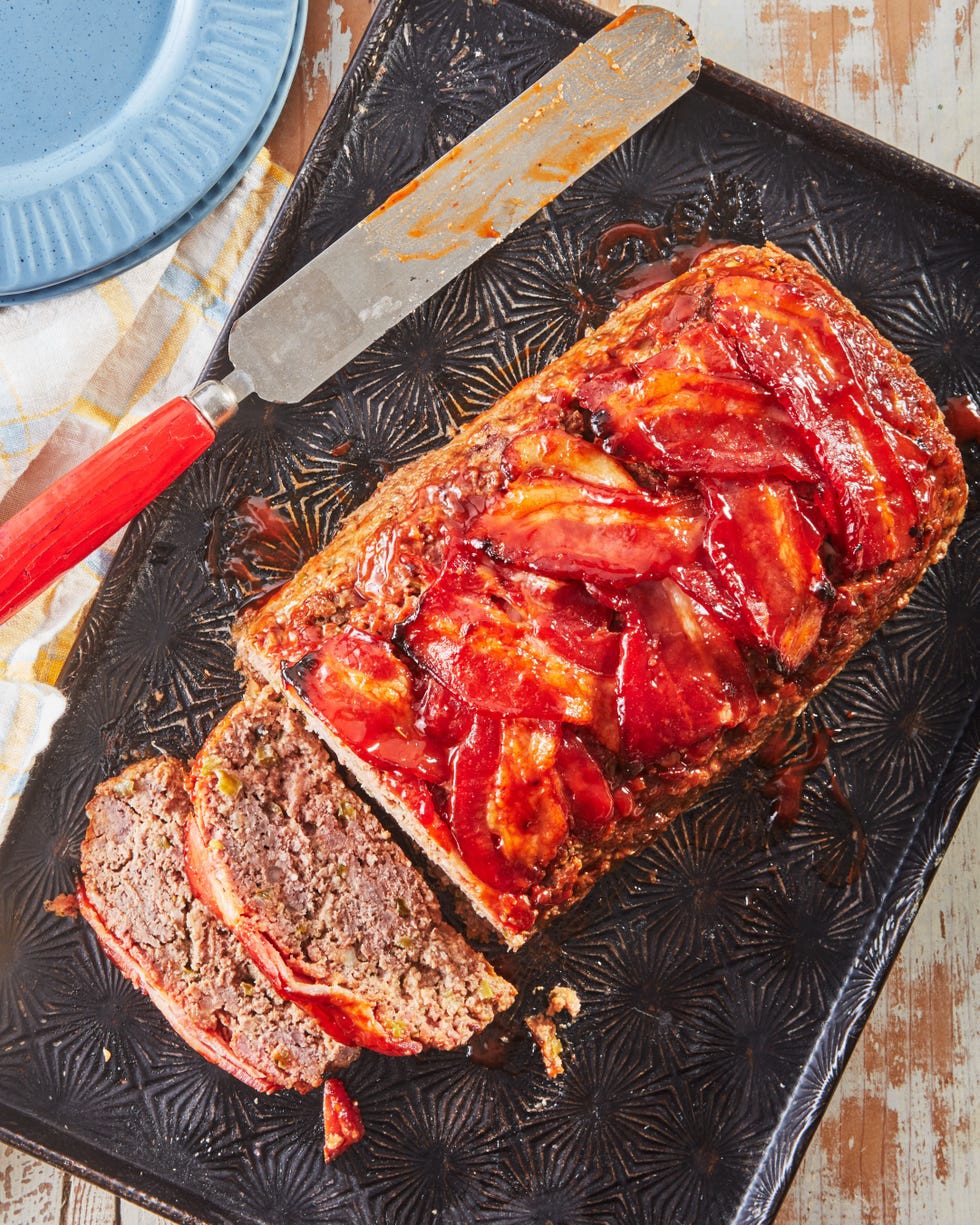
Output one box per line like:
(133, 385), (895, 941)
(0, 149), (292, 843)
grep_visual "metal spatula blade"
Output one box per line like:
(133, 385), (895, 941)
(229, 5), (700, 403)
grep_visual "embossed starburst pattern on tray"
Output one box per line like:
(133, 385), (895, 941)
(1, 1), (979, 1222)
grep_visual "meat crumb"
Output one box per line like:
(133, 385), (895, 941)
(526, 1013), (564, 1077)
(44, 892), (79, 918)
(546, 986), (581, 1019)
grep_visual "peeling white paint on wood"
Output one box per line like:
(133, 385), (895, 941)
(0, 1148), (64, 1223)
(617, 0), (978, 183)
(62, 1177), (117, 1225)
(778, 797), (980, 1225)
(118, 1205), (170, 1225)
(311, 1), (355, 97)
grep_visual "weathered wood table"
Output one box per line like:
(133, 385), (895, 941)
(2, 1), (976, 1222)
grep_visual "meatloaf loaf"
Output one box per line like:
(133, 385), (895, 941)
(77, 757), (357, 1093)
(236, 242), (967, 947)
(186, 685), (516, 1055)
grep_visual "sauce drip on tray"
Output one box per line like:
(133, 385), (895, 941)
(945, 395), (980, 444)
(597, 222), (733, 298)
(207, 496), (307, 608)
(467, 1014), (525, 1070)
(758, 724), (833, 828)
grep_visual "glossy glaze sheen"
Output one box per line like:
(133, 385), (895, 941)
(256, 241), (961, 943)
(0, 0), (978, 1222)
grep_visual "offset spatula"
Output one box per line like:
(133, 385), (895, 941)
(0, 5), (699, 624)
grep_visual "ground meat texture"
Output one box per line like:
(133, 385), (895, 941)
(547, 986), (581, 1018)
(78, 757), (356, 1093)
(187, 688), (516, 1054)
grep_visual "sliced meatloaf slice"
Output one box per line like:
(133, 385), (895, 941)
(186, 686), (516, 1056)
(78, 756), (357, 1094)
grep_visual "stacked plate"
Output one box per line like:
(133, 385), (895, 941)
(0, 0), (307, 304)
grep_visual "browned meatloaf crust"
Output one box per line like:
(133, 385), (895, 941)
(77, 757), (357, 1093)
(186, 686), (516, 1054)
(236, 242), (967, 947)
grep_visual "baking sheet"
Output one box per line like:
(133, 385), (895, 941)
(2, 1), (979, 1222)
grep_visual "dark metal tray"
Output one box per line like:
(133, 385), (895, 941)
(2, 2), (979, 1222)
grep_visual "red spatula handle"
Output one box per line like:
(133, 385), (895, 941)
(0, 396), (217, 625)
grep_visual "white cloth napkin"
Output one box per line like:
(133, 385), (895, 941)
(0, 149), (292, 844)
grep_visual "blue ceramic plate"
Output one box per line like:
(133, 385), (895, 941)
(0, 0), (308, 306)
(0, 0), (301, 299)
